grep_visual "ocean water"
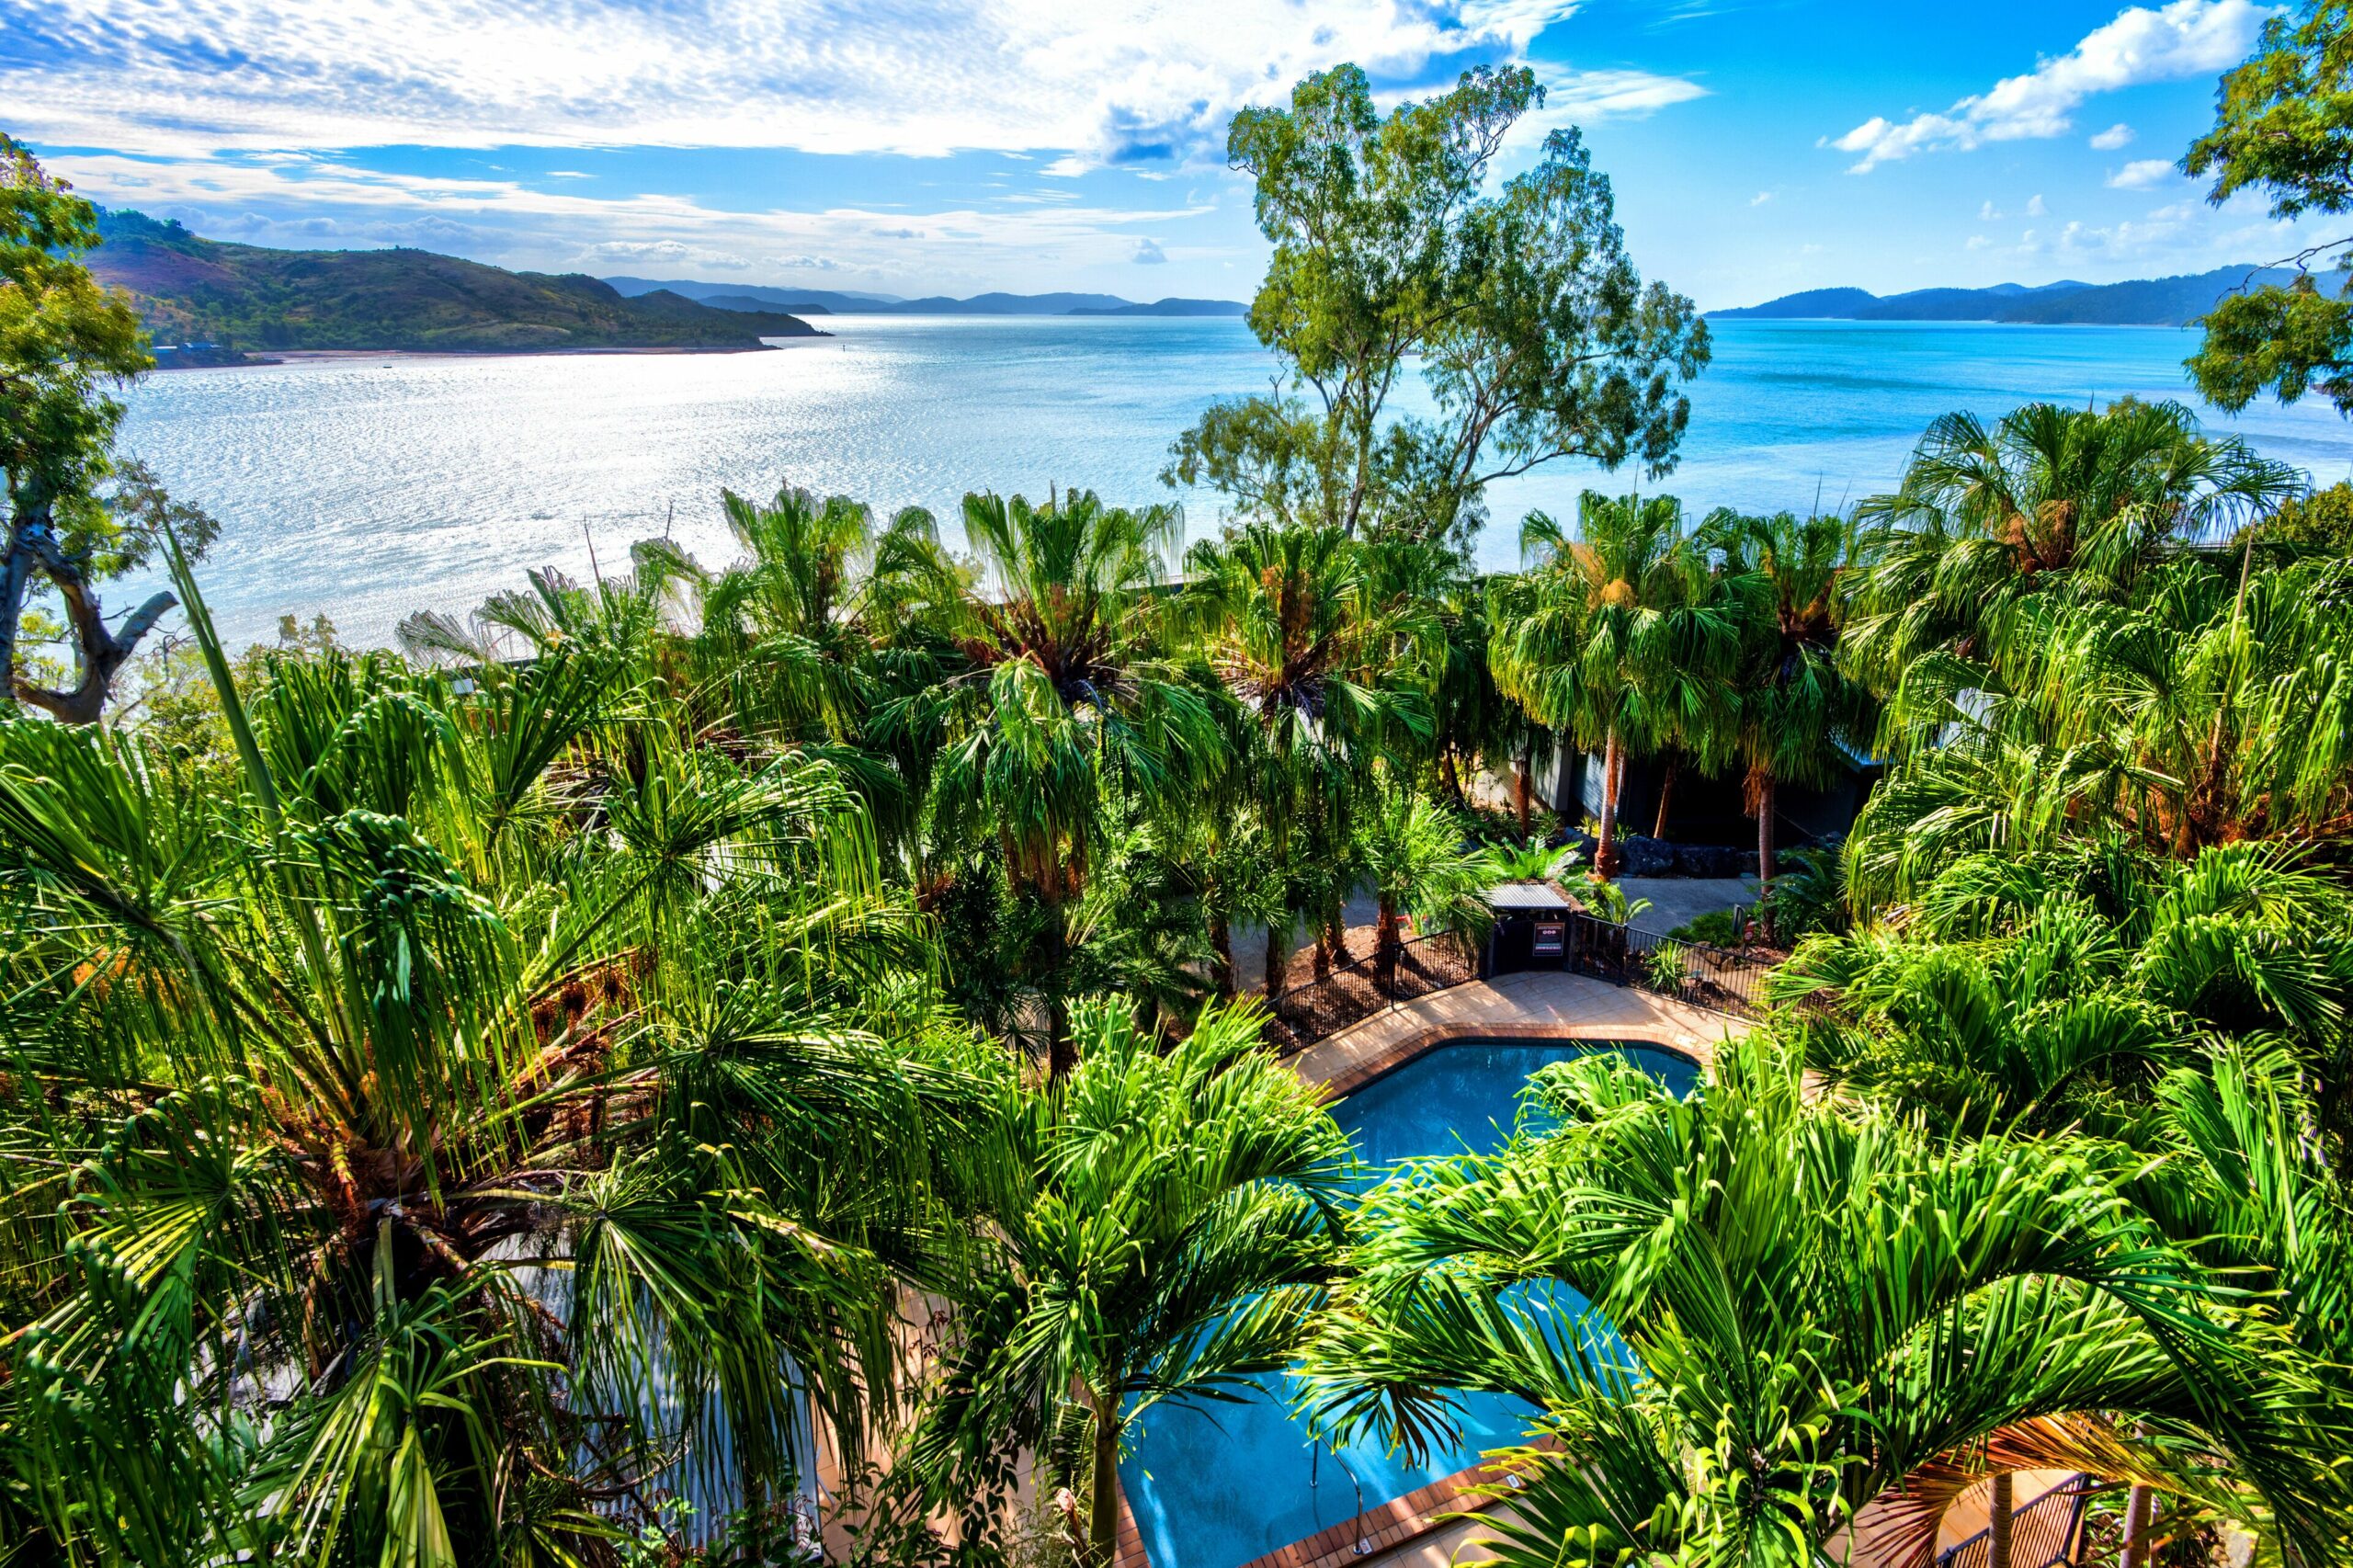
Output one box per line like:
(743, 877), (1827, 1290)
(113, 316), (2353, 647)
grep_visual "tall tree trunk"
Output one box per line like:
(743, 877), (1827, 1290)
(1375, 901), (1402, 988)
(1514, 739), (1533, 846)
(1210, 913), (1234, 999)
(1652, 751), (1680, 841)
(1595, 729), (1624, 881)
(1264, 920), (1287, 1003)
(1325, 906), (1349, 965)
(2120, 1484), (2154, 1568)
(2, 505), (176, 725)
(1752, 766), (1777, 887)
(1089, 1406), (1123, 1568)
(1043, 894), (1075, 1081)
(1988, 1471), (2013, 1568)
(1438, 749), (1465, 807)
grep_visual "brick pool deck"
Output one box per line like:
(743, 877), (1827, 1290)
(1114, 972), (1748, 1568)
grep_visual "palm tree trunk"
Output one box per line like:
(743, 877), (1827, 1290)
(1089, 1405), (1123, 1568)
(1375, 902), (1402, 989)
(1438, 749), (1465, 807)
(1754, 768), (1777, 889)
(1595, 729), (1624, 880)
(1652, 751), (1679, 841)
(1514, 740), (1533, 846)
(1988, 1471), (2013, 1568)
(1210, 913), (1234, 998)
(1263, 921), (1286, 1002)
(2120, 1484), (2154, 1568)
(1325, 906), (1349, 965)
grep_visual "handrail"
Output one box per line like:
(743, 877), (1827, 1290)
(1931, 1476), (2092, 1568)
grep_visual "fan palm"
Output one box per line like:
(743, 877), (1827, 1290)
(1842, 399), (2300, 698)
(907, 998), (1355, 1568)
(1184, 521), (1437, 988)
(1301, 1035), (2350, 1568)
(1773, 838), (2353, 1154)
(1489, 492), (1744, 879)
(1354, 769), (1495, 985)
(891, 488), (1222, 1076)
(0, 545), (996, 1565)
(695, 483), (953, 742)
(1703, 508), (1874, 904)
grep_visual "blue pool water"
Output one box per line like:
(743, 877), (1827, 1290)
(1120, 1040), (1699, 1568)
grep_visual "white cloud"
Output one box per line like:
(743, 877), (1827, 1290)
(3, 0), (1591, 168)
(1831, 0), (2266, 172)
(1966, 234), (1992, 250)
(1981, 199), (2005, 221)
(2090, 122), (2136, 149)
(2026, 193), (2049, 217)
(1131, 237), (1167, 264)
(2108, 157), (2182, 187)
(773, 253), (842, 271)
(580, 238), (752, 269)
(1750, 190), (1774, 206)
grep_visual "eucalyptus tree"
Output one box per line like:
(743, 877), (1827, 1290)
(890, 487), (1222, 1076)
(1841, 399), (2299, 705)
(909, 999), (1354, 1568)
(1184, 521), (1438, 990)
(1164, 64), (1709, 551)
(2184, 0), (2353, 419)
(0, 544), (998, 1563)
(1, 136), (207, 722)
(1302, 1037), (2351, 1568)
(1701, 508), (1874, 903)
(1488, 492), (1743, 879)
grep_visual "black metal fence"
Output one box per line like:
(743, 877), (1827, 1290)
(1563, 912), (1771, 1020)
(1267, 932), (1478, 1053)
(1933, 1478), (2091, 1568)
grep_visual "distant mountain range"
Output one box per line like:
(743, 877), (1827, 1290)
(1711, 267), (2339, 326)
(607, 276), (1248, 317)
(90, 210), (825, 354)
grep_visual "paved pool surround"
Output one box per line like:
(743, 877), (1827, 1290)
(1114, 975), (1747, 1568)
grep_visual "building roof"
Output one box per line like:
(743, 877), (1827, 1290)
(1485, 881), (1575, 912)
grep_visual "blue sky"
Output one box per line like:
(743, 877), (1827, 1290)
(6, 0), (2329, 310)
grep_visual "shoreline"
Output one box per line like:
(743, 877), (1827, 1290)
(153, 337), (835, 370)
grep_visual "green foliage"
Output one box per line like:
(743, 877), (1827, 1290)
(1165, 65), (1709, 549)
(1302, 1034), (2349, 1568)
(1489, 491), (1745, 877)
(2184, 1), (2353, 414)
(2254, 478), (2353, 554)
(907, 997), (1353, 1567)
(1665, 907), (1741, 947)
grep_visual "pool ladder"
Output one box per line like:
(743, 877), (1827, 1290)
(1307, 1441), (1374, 1557)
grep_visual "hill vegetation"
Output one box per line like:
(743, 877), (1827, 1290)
(86, 209), (825, 351)
(1714, 266), (2338, 325)
(608, 275), (1249, 316)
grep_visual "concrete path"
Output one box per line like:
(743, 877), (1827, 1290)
(1289, 968), (1746, 1095)
(1617, 875), (1759, 935)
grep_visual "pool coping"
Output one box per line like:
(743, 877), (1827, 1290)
(1119, 1010), (1735, 1568)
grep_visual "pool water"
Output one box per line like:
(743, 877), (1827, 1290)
(1120, 1040), (1699, 1568)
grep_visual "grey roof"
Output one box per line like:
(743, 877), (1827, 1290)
(1486, 881), (1574, 912)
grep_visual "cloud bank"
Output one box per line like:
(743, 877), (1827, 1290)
(1830, 0), (2264, 173)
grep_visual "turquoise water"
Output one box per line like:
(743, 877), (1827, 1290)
(112, 317), (2351, 646)
(1120, 1040), (1699, 1568)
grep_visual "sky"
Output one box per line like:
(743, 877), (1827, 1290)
(5, 0), (2336, 311)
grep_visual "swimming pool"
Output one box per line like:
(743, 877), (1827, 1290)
(1120, 1040), (1699, 1568)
